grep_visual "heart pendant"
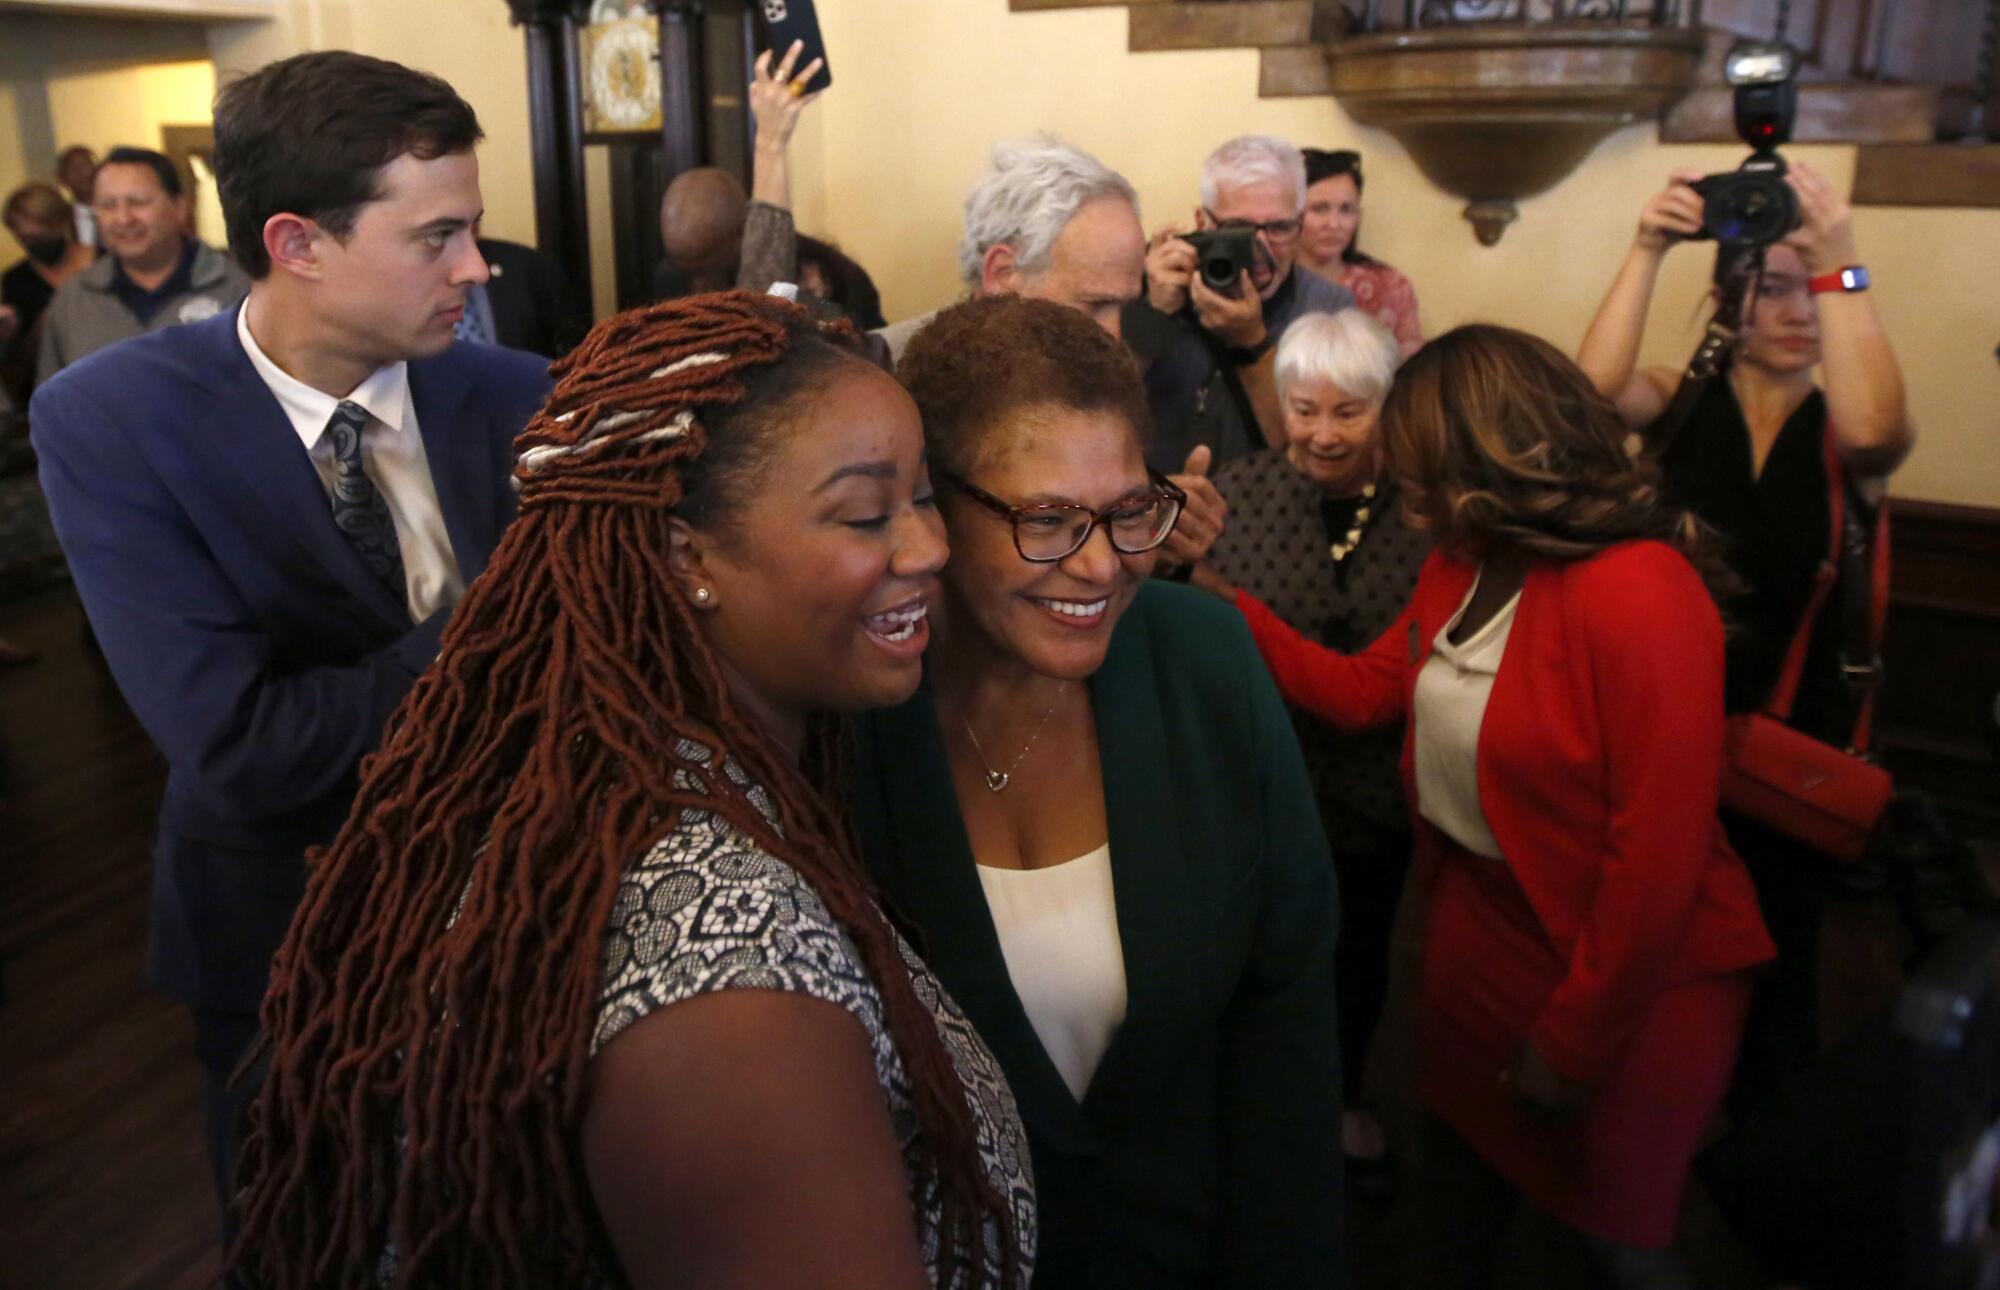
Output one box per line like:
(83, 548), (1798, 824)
(983, 770), (1010, 792)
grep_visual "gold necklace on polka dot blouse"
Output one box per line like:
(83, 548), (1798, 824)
(1328, 482), (1377, 563)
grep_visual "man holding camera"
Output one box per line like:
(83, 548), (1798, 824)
(1124, 135), (1353, 477)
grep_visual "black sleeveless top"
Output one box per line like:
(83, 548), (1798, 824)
(1658, 377), (1845, 742)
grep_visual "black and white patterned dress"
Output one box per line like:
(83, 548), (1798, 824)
(593, 749), (1037, 1287)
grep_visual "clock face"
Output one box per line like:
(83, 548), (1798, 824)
(582, 16), (663, 134)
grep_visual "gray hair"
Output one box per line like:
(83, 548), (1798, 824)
(1199, 135), (1306, 214)
(956, 134), (1139, 289)
(1275, 310), (1401, 404)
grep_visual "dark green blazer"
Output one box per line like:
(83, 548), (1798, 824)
(849, 582), (1345, 1289)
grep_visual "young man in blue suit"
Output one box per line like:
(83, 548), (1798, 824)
(29, 51), (553, 1218)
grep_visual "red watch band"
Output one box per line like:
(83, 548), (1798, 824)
(1809, 266), (1869, 294)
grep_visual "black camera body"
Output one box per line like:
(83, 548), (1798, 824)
(1178, 227), (1258, 292)
(1690, 155), (1799, 251)
(1687, 41), (1802, 251)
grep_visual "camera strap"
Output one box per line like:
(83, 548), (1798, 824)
(1764, 429), (1888, 754)
(1190, 314), (1263, 452)
(1643, 248), (1890, 753)
(1641, 249), (1762, 458)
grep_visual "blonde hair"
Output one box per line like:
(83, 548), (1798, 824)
(1383, 324), (1728, 594)
(3, 181), (71, 231)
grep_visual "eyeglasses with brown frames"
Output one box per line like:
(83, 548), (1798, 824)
(943, 471), (1187, 563)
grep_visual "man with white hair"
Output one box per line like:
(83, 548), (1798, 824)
(875, 134), (1229, 568)
(873, 134), (1146, 365)
(1125, 134), (1354, 476)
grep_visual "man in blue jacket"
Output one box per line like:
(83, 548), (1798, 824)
(30, 51), (552, 1216)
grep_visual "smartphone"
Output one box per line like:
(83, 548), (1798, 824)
(758, 0), (832, 95)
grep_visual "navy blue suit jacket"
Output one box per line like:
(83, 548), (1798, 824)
(31, 306), (551, 1013)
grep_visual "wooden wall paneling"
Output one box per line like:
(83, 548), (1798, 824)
(1853, 144), (2000, 207)
(1878, 499), (2000, 827)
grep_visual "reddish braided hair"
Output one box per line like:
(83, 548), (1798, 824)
(231, 291), (1018, 1288)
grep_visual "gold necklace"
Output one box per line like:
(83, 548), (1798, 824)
(1329, 481), (1377, 563)
(962, 681), (1068, 793)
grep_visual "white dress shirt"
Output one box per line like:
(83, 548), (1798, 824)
(977, 843), (1128, 1103)
(237, 305), (464, 623)
(1412, 575), (1521, 861)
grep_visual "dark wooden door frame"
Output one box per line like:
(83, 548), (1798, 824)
(508, 0), (593, 302)
(654, 0), (708, 177)
(513, 0), (759, 316)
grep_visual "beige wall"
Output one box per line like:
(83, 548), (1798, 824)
(2, 0), (272, 17)
(799, 0), (2000, 508)
(44, 57), (215, 158)
(0, 12), (213, 210)
(206, 0), (537, 248)
(0, 71), (41, 203)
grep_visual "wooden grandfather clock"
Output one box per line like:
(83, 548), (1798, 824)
(508, 0), (760, 313)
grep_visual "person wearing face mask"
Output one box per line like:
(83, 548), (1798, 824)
(850, 294), (1343, 1290)
(35, 147), (249, 386)
(1576, 162), (1914, 1119)
(1204, 309), (1428, 1200)
(30, 52), (551, 1237)
(1297, 149), (1422, 359)
(232, 292), (1035, 1290)
(1124, 134), (1356, 477)
(2, 182), (98, 408)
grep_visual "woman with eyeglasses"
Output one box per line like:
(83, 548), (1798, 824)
(848, 294), (1343, 1290)
(1297, 149), (1422, 358)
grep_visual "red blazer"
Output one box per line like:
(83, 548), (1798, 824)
(1237, 540), (1774, 1085)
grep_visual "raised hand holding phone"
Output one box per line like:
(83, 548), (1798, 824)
(757, 0), (832, 95)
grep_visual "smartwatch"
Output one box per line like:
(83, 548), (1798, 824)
(1809, 265), (1870, 295)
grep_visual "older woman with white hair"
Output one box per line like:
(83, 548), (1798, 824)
(1202, 308), (1429, 1199)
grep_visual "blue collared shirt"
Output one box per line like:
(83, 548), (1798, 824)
(109, 238), (199, 325)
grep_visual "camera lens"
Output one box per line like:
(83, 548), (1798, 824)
(1718, 190), (1769, 243)
(1702, 173), (1799, 249)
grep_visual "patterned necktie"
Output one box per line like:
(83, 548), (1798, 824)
(324, 401), (407, 606)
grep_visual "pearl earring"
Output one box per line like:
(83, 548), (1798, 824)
(694, 586), (713, 604)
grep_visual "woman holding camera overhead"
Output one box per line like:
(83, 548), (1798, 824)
(1576, 161), (1914, 1114)
(1296, 149), (1422, 357)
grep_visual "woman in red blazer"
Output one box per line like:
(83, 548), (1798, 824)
(1204, 325), (1774, 1287)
